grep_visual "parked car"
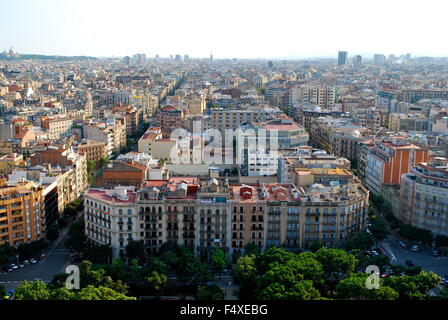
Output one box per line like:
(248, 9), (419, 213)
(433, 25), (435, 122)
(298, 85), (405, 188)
(6, 268), (13, 272)
(24, 260), (30, 265)
(411, 245), (420, 252)
(18, 264), (25, 268)
(30, 259), (37, 264)
(10, 264), (18, 270)
(432, 250), (440, 257)
(405, 260), (415, 267)
(398, 241), (406, 248)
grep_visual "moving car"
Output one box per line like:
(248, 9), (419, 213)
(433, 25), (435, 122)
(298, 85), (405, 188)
(411, 245), (420, 252)
(432, 250), (440, 257)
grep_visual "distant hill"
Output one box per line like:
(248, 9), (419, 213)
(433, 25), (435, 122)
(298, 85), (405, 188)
(0, 53), (98, 61)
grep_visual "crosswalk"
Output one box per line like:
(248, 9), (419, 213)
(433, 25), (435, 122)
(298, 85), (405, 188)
(50, 248), (72, 255)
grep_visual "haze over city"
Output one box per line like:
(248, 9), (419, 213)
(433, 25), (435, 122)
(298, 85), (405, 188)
(1, 0), (448, 59)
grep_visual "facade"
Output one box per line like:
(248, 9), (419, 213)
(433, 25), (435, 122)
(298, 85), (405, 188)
(365, 138), (430, 195)
(0, 179), (45, 246)
(157, 106), (186, 136)
(0, 153), (25, 175)
(41, 117), (73, 140)
(290, 86), (336, 109)
(77, 140), (108, 168)
(84, 177), (369, 260)
(338, 51), (348, 66)
(94, 160), (148, 188)
(400, 158), (448, 236)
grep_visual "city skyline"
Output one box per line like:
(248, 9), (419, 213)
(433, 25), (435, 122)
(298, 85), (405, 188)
(1, 0), (448, 59)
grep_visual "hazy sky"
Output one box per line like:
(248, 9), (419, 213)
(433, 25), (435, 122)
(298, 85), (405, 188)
(1, 0), (447, 59)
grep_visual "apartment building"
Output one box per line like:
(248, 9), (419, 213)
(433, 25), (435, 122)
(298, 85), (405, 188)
(388, 113), (429, 132)
(77, 140), (108, 168)
(400, 158), (448, 236)
(157, 106), (186, 136)
(365, 137), (430, 195)
(83, 120), (126, 156)
(84, 176), (369, 260)
(0, 179), (45, 246)
(0, 153), (25, 175)
(41, 116), (73, 140)
(290, 86), (336, 109)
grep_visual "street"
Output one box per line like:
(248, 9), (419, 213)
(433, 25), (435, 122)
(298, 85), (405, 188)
(379, 237), (448, 277)
(0, 227), (72, 292)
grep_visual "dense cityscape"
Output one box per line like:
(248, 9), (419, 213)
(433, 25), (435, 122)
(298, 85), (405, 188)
(0, 47), (446, 303)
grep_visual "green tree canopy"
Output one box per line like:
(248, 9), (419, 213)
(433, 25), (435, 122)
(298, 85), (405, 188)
(15, 280), (50, 300)
(336, 273), (398, 300)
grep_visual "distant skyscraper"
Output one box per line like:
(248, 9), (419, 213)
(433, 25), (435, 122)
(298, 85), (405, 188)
(123, 56), (130, 65)
(184, 54), (189, 62)
(388, 54), (395, 64)
(268, 61), (274, 69)
(353, 55), (362, 67)
(373, 54), (386, 65)
(338, 51), (348, 66)
(175, 54), (181, 62)
(210, 53), (213, 61)
(405, 53), (411, 63)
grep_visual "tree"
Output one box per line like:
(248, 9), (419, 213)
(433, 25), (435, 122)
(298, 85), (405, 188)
(398, 224), (433, 244)
(87, 159), (95, 185)
(17, 239), (47, 260)
(232, 254), (257, 285)
(65, 219), (87, 253)
(0, 243), (16, 266)
(83, 245), (111, 264)
(15, 280), (50, 300)
(196, 285), (225, 300)
(309, 240), (324, 252)
(125, 240), (147, 265)
(98, 157), (110, 169)
(48, 273), (69, 290)
(315, 248), (358, 280)
(384, 271), (441, 300)
(344, 232), (375, 251)
(80, 260), (106, 287)
(50, 287), (75, 300)
(435, 235), (448, 248)
(336, 273), (398, 300)
(258, 279), (320, 300)
(145, 271), (167, 295)
(244, 242), (261, 256)
(315, 248), (358, 296)
(75, 285), (136, 300)
(212, 248), (228, 279)
(369, 217), (389, 240)
(0, 284), (5, 297)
